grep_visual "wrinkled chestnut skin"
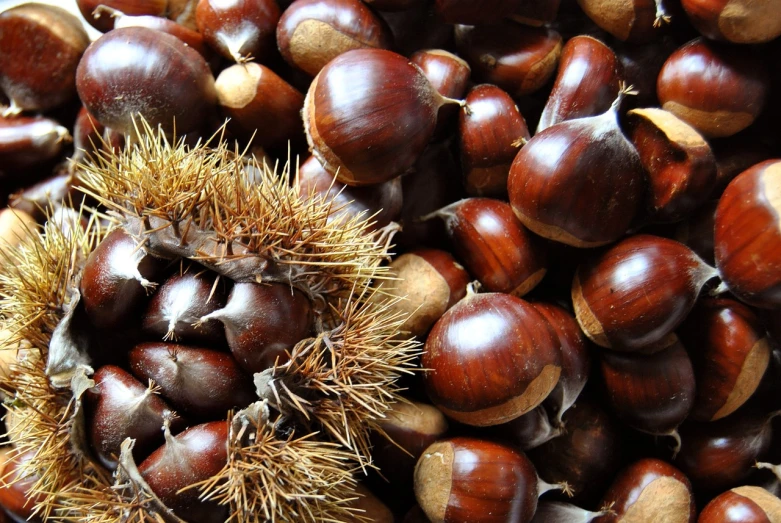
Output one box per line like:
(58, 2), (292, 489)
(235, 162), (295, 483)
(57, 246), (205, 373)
(129, 342), (255, 418)
(139, 421), (229, 523)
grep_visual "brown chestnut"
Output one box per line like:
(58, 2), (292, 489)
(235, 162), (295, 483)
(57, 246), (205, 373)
(576, 0), (671, 42)
(77, 0), (168, 32)
(681, 0), (781, 43)
(0, 4), (89, 114)
(537, 35), (622, 133)
(303, 48), (458, 186)
(423, 290), (562, 426)
(714, 160), (781, 309)
(698, 486), (781, 523)
(657, 38), (769, 138)
(277, 0), (393, 77)
(427, 198), (547, 296)
(573, 235), (717, 351)
(627, 108), (717, 223)
(595, 458), (696, 522)
(0, 115), (70, 173)
(76, 26), (217, 136)
(679, 298), (771, 421)
(455, 23), (563, 97)
(459, 84), (531, 198)
(0, 449), (44, 523)
(195, 0), (280, 62)
(415, 437), (542, 523)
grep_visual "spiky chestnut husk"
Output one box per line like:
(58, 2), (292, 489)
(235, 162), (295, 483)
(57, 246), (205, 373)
(0, 121), (419, 522)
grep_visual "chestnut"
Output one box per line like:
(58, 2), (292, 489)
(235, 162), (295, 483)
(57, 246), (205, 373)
(576, 0), (670, 42)
(79, 228), (165, 330)
(459, 84), (531, 198)
(508, 89), (645, 248)
(455, 23), (563, 97)
(0, 4), (89, 114)
(8, 173), (79, 222)
(681, 0), (781, 43)
(138, 421), (229, 523)
(627, 108), (717, 223)
(422, 290), (562, 426)
(200, 282), (314, 373)
(657, 38), (769, 138)
(600, 337), (695, 438)
(714, 160), (781, 309)
(142, 268), (226, 345)
(415, 437), (541, 523)
(277, 0), (393, 77)
(379, 249), (469, 338)
(427, 198), (547, 296)
(679, 298), (771, 421)
(530, 400), (623, 504)
(596, 458), (696, 522)
(303, 48), (458, 186)
(411, 49), (471, 137)
(77, 0), (168, 32)
(572, 235), (717, 351)
(0, 115), (71, 173)
(85, 365), (183, 470)
(699, 486), (781, 523)
(129, 342), (256, 418)
(214, 62), (305, 149)
(0, 449), (44, 523)
(195, 0), (280, 62)
(537, 35), (622, 133)
(345, 484), (394, 523)
(76, 26), (217, 136)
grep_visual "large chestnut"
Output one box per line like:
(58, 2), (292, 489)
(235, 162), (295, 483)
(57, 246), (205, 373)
(76, 26), (217, 136)
(657, 38), (769, 138)
(714, 160), (781, 309)
(699, 486), (781, 523)
(303, 48), (458, 186)
(681, 0), (781, 43)
(195, 0), (280, 62)
(277, 0), (393, 77)
(415, 437), (541, 523)
(422, 290), (561, 426)
(572, 235), (717, 351)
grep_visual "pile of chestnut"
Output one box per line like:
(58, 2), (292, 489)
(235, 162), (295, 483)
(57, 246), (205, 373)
(0, 0), (780, 522)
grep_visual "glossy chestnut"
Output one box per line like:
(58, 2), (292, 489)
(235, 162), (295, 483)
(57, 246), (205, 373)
(681, 0), (781, 43)
(77, 0), (168, 32)
(215, 62), (305, 148)
(303, 48), (457, 186)
(138, 421), (229, 523)
(572, 235), (717, 351)
(627, 108), (717, 223)
(0, 115), (70, 173)
(455, 23), (563, 97)
(0, 4), (89, 114)
(657, 38), (769, 138)
(679, 298), (771, 421)
(411, 49), (471, 137)
(85, 365), (182, 470)
(129, 342), (255, 418)
(195, 0), (280, 62)
(76, 26), (217, 136)
(714, 160), (781, 308)
(0, 449), (44, 523)
(537, 35), (622, 133)
(415, 437), (541, 523)
(423, 291), (561, 426)
(509, 91), (646, 248)
(698, 486), (781, 523)
(459, 84), (531, 198)
(595, 458), (695, 523)
(200, 282), (314, 373)
(428, 198), (547, 296)
(277, 0), (393, 77)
